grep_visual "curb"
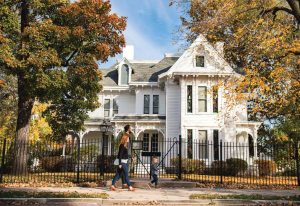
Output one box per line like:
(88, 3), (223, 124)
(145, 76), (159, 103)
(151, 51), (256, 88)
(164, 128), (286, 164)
(0, 198), (299, 205)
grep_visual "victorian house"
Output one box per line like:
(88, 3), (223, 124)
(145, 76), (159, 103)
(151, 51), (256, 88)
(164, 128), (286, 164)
(79, 35), (261, 163)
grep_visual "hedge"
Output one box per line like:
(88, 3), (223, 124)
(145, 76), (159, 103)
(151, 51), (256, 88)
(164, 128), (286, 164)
(171, 158), (205, 174)
(226, 158), (248, 176)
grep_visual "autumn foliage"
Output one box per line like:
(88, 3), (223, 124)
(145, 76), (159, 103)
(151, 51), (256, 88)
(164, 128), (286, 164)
(173, 0), (299, 123)
(0, 0), (126, 174)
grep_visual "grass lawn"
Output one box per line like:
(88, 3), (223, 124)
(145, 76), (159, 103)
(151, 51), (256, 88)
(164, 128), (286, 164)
(190, 193), (300, 201)
(0, 190), (109, 199)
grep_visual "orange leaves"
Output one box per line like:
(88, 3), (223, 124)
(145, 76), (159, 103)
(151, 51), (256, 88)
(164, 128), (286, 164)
(72, 26), (84, 37)
(0, 80), (5, 88)
(181, 0), (299, 119)
(95, 43), (110, 62)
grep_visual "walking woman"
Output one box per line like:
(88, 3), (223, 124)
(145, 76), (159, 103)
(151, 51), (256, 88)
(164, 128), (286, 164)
(110, 133), (135, 191)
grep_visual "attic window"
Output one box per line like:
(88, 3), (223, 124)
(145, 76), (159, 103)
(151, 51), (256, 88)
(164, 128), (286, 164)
(196, 56), (205, 67)
(120, 64), (129, 85)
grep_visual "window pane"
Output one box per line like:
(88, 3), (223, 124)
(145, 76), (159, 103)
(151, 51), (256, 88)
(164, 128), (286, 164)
(104, 110), (110, 117)
(187, 129), (193, 159)
(213, 88), (218, 113)
(198, 87), (207, 112)
(196, 56), (205, 67)
(248, 134), (254, 157)
(153, 95), (159, 114)
(144, 108), (149, 114)
(104, 99), (110, 109)
(144, 95), (150, 114)
(143, 133), (149, 151)
(198, 100), (207, 112)
(199, 130), (208, 159)
(187, 85), (193, 113)
(153, 95), (159, 106)
(213, 130), (219, 160)
(151, 133), (158, 152)
(104, 99), (110, 117)
(198, 87), (206, 99)
(121, 64), (129, 85)
(113, 99), (118, 115)
(103, 134), (109, 155)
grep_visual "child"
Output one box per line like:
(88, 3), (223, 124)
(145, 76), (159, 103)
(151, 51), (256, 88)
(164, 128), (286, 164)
(150, 156), (159, 188)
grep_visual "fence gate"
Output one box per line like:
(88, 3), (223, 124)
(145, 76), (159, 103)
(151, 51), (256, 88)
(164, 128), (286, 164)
(129, 137), (179, 179)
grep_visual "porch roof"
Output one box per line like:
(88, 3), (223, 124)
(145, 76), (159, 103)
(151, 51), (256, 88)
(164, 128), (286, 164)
(111, 115), (166, 122)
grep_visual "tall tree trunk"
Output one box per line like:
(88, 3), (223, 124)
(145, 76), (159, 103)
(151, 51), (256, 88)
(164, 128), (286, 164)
(12, 75), (34, 175)
(12, 0), (32, 176)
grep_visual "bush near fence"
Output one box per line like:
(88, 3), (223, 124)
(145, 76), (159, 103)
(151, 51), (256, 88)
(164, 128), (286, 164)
(225, 158), (248, 176)
(255, 160), (277, 176)
(97, 155), (117, 173)
(171, 158), (205, 174)
(170, 158), (248, 176)
(209, 160), (227, 175)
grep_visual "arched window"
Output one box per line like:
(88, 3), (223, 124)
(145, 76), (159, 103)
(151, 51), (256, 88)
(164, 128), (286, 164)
(120, 64), (129, 85)
(248, 134), (254, 157)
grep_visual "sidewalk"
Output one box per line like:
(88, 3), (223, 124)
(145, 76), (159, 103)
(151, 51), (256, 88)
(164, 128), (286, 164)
(0, 186), (299, 201)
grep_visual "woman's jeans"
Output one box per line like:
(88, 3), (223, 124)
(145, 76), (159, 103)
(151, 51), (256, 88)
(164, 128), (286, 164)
(112, 163), (131, 186)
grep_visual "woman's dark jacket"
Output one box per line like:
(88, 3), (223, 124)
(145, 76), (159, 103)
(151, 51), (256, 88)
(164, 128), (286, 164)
(117, 144), (129, 165)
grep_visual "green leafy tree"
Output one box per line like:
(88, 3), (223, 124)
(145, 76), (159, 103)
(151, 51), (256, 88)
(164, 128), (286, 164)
(0, 70), (17, 140)
(172, 0), (299, 122)
(0, 0), (126, 175)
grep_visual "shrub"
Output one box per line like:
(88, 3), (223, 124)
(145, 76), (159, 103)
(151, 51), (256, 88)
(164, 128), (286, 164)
(40, 156), (65, 172)
(226, 158), (248, 176)
(171, 158), (205, 174)
(210, 160), (227, 175)
(281, 166), (296, 176)
(255, 160), (277, 176)
(97, 155), (117, 173)
(165, 167), (177, 174)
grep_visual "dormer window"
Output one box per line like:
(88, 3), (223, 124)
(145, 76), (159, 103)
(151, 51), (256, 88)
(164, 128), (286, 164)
(195, 55), (205, 67)
(120, 64), (129, 85)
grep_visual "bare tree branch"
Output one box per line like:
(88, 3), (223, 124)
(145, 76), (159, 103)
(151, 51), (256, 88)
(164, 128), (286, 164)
(260, 6), (294, 17)
(62, 50), (78, 67)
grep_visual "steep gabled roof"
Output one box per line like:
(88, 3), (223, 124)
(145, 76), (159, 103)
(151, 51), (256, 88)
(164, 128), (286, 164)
(159, 34), (236, 79)
(100, 56), (179, 86)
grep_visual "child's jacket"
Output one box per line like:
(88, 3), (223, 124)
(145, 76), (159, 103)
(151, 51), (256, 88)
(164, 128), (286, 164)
(150, 163), (159, 175)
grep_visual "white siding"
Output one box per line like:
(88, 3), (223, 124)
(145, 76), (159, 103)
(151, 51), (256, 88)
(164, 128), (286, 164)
(88, 91), (136, 119)
(165, 82), (181, 139)
(135, 88), (166, 115)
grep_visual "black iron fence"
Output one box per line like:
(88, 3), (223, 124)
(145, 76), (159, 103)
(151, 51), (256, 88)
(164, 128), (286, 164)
(0, 136), (298, 186)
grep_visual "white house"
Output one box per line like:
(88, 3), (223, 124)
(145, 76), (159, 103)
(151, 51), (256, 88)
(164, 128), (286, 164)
(80, 35), (261, 164)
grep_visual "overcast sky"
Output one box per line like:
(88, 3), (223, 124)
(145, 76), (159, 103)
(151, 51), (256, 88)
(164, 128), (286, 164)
(101, 0), (183, 68)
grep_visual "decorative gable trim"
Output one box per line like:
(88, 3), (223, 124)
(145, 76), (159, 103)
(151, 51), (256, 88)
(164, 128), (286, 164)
(158, 34), (236, 80)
